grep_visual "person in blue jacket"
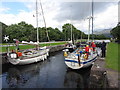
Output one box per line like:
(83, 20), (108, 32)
(101, 41), (106, 57)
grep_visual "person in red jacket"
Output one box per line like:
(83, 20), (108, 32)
(85, 45), (89, 59)
(91, 42), (96, 52)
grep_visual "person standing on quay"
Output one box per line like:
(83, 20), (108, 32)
(101, 41), (106, 58)
(91, 41), (96, 52)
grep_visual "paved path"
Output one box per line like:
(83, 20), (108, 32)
(91, 57), (119, 88)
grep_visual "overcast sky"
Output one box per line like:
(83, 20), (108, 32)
(0, 0), (119, 34)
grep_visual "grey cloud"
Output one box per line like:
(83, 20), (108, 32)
(53, 2), (116, 22)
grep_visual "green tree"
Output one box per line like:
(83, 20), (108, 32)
(6, 21), (35, 42)
(62, 23), (86, 42)
(39, 27), (47, 42)
(47, 27), (63, 41)
(62, 23), (71, 41)
(110, 26), (120, 40)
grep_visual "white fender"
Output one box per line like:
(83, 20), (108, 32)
(45, 54), (47, 59)
(42, 55), (45, 61)
(40, 56), (42, 60)
(47, 52), (49, 56)
(35, 58), (38, 62)
(41, 56), (43, 60)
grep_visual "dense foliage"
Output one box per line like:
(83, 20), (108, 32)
(62, 23), (87, 41)
(110, 25), (120, 41)
(1, 21), (109, 43)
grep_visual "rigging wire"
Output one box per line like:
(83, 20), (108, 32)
(39, 0), (50, 42)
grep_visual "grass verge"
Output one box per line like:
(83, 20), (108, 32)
(105, 42), (119, 72)
(1, 42), (66, 53)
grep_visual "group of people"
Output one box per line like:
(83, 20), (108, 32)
(84, 42), (96, 59)
(85, 41), (106, 59)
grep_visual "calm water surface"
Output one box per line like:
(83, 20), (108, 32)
(2, 51), (91, 88)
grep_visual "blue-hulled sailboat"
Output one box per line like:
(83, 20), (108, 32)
(63, 1), (101, 69)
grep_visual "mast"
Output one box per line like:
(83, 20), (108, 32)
(91, 0), (94, 41)
(71, 23), (72, 43)
(36, 0), (39, 43)
(70, 5), (73, 44)
(87, 17), (91, 42)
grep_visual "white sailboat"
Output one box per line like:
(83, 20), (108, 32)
(7, 0), (49, 65)
(64, 47), (99, 69)
(63, 1), (100, 69)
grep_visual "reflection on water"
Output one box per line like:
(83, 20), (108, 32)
(64, 66), (91, 88)
(5, 63), (41, 88)
(2, 51), (92, 88)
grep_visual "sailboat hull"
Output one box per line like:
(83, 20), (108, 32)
(8, 49), (49, 65)
(65, 54), (97, 69)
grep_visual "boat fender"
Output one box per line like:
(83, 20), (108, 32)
(35, 58), (38, 62)
(10, 53), (17, 59)
(42, 55), (45, 61)
(64, 51), (68, 57)
(40, 56), (42, 60)
(41, 56), (43, 60)
(45, 55), (47, 59)
(17, 52), (22, 57)
(84, 54), (87, 59)
(47, 52), (49, 56)
(43, 55), (45, 60)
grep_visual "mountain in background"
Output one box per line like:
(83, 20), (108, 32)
(94, 28), (112, 38)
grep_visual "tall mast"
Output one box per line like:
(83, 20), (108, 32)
(71, 23), (72, 43)
(87, 17), (91, 42)
(36, 0), (39, 43)
(91, 0), (94, 41)
(70, 5), (73, 44)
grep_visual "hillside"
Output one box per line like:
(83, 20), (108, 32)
(94, 29), (112, 38)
